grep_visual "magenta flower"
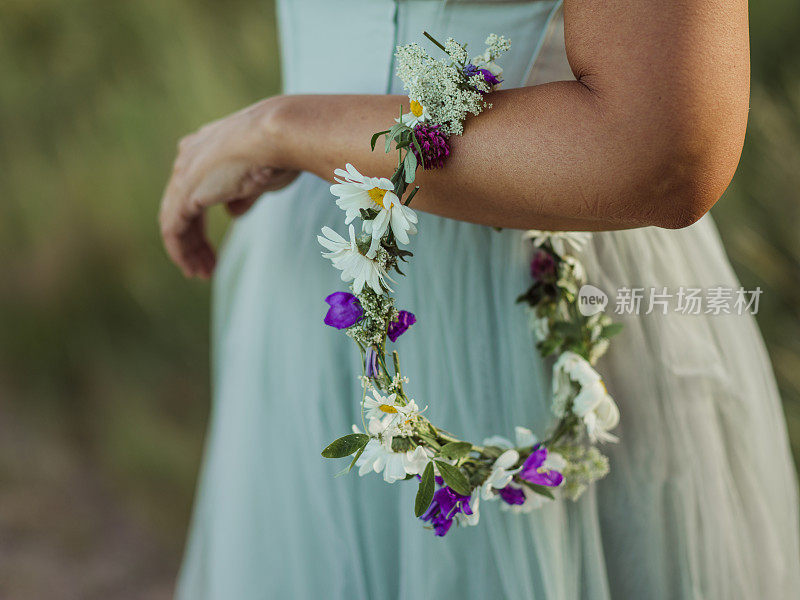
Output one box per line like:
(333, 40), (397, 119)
(530, 249), (557, 283)
(498, 485), (526, 505)
(518, 445), (563, 487)
(479, 68), (502, 87)
(387, 310), (416, 342)
(324, 292), (364, 329)
(412, 124), (450, 169)
(420, 479), (474, 536)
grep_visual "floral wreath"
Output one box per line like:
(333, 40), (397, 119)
(318, 32), (622, 536)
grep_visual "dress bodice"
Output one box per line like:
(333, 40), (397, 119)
(276, 0), (563, 95)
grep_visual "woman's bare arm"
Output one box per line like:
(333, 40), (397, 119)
(159, 0), (750, 276)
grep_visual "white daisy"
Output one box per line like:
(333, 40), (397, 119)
(362, 390), (422, 434)
(397, 98), (430, 128)
(357, 438), (407, 483)
(355, 427), (432, 483)
(330, 164), (418, 258)
(317, 224), (391, 294)
(523, 230), (592, 257)
(363, 389), (402, 422)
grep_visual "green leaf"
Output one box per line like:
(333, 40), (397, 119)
(403, 151), (417, 183)
(435, 460), (471, 496)
(411, 134), (424, 170)
(518, 479), (556, 500)
(415, 462), (435, 517)
(538, 338), (561, 357)
(334, 442), (366, 478)
(438, 441), (473, 460)
(370, 129), (390, 151)
(482, 445), (504, 460)
(347, 444), (366, 472)
(551, 321), (579, 337)
(321, 433), (369, 458)
(601, 323), (624, 338)
(416, 433), (442, 451)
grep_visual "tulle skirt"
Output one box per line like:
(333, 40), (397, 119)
(176, 173), (800, 599)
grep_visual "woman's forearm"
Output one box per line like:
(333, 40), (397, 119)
(265, 82), (736, 231)
(266, 88), (620, 231)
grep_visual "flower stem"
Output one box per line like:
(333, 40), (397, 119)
(423, 31), (447, 54)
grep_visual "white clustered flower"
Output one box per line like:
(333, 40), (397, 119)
(558, 444), (611, 501)
(388, 372), (410, 394)
(552, 351), (620, 443)
(394, 34), (509, 136)
(318, 225), (391, 294)
(444, 37), (469, 64)
(561, 255), (586, 283)
(329, 163), (418, 258)
(585, 312), (614, 364)
(523, 230), (592, 257)
(471, 34), (510, 88)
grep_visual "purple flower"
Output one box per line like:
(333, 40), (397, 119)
(324, 292), (363, 329)
(420, 482), (474, 537)
(365, 346), (379, 378)
(530, 249), (557, 283)
(498, 485), (527, 505)
(412, 124), (450, 169)
(387, 310), (416, 342)
(479, 68), (502, 87)
(462, 64), (503, 93)
(518, 444), (563, 487)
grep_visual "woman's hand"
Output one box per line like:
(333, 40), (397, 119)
(159, 98), (299, 278)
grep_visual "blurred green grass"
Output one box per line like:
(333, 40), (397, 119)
(0, 0), (798, 597)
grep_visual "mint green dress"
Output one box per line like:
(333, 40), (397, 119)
(176, 1), (800, 598)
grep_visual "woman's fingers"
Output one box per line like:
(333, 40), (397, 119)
(226, 197), (258, 216)
(160, 179), (216, 278)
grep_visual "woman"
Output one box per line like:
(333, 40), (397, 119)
(160, 0), (800, 598)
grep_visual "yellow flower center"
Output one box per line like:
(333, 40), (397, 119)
(367, 187), (387, 208)
(379, 404), (398, 414)
(410, 100), (424, 117)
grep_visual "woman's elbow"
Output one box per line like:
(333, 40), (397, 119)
(637, 128), (746, 230)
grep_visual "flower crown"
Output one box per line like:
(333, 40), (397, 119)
(318, 32), (622, 536)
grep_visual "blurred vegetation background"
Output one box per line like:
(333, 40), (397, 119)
(0, 0), (797, 598)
